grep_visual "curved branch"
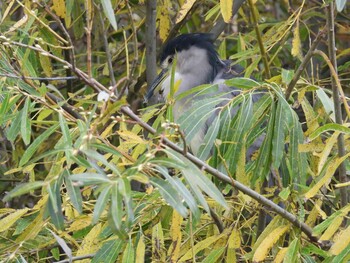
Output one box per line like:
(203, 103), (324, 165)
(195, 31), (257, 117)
(120, 106), (319, 243)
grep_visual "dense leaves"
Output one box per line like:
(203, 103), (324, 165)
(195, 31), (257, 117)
(0, 0), (349, 262)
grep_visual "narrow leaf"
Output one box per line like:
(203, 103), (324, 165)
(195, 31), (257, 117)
(21, 97), (31, 145)
(92, 185), (111, 224)
(3, 181), (45, 201)
(150, 177), (188, 217)
(92, 239), (124, 263)
(19, 124), (59, 166)
(100, 0), (117, 30)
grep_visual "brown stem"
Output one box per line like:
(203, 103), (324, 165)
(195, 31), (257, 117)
(247, 0), (271, 79)
(285, 29), (326, 100)
(326, 3), (348, 209)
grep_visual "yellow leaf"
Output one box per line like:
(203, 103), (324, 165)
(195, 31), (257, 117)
(39, 45), (52, 77)
(179, 233), (225, 261)
(220, 0), (233, 23)
(117, 130), (146, 144)
(52, 0), (66, 18)
(176, 0), (197, 23)
(67, 215), (92, 232)
(1, 0), (15, 23)
(305, 152), (350, 199)
(159, 0), (171, 42)
(152, 222), (166, 262)
(329, 225), (350, 255)
(0, 208), (28, 232)
(253, 225), (290, 262)
(136, 235), (146, 263)
(16, 209), (47, 243)
(274, 247), (288, 263)
(236, 140), (248, 185)
(320, 216), (344, 241)
(301, 98), (319, 136)
(76, 223), (102, 262)
(252, 216), (284, 251)
(7, 14), (28, 33)
(168, 210), (183, 261)
(291, 20), (302, 58)
(305, 200), (324, 227)
(226, 227), (240, 262)
(317, 132), (339, 175)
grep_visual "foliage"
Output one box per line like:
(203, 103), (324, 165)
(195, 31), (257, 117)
(0, 0), (349, 262)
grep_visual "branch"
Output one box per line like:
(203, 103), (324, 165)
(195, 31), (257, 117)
(145, 0), (157, 86)
(285, 28), (327, 100)
(54, 253), (95, 263)
(247, 0), (271, 79)
(325, 2), (348, 209)
(120, 106), (319, 243)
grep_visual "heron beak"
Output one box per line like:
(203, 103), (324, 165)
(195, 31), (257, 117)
(144, 68), (168, 103)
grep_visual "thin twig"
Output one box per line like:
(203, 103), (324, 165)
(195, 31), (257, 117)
(0, 73), (77, 81)
(247, 0), (271, 79)
(85, 0), (93, 78)
(54, 253), (95, 263)
(325, 2), (348, 209)
(285, 28), (327, 100)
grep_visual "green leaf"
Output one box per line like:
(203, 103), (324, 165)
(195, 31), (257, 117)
(59, 112), (73, 146)
(283, 238), (300, 263)
(252, 101), (275, 184)
(174, 151), (227, 210)
(21, 97), (32, 145)
(47, 190), (64, 230)
(48, 229), (72, 261)
(122, 240), (135, 263)
(19, 123), (59, 166)
(70, 173), (111, 185)
(178, 97), (225, 143)
(118, 178), (134, 226)
(151, 165), (197, 218)
(110, 184), (124, 232)
(92, 239), (124, 263)
(150, 177), (188, 217)
(82, 149), (121, 176)
(271, 100), (285, 169)
(100, 0), (118, 31)
(47, 184), (58, 213)
(281, 69), (294, 85)
(3, 181), (45, 201)
(198, 113), (220, 161)
(316, 88), (334, 116)
(225, 94), (253, 174)
(331, 241), (350, 263)
(225, 77), (260, 89)
(7, 109), (22, 142)
(309, 123), (350, 141)
(92, 185), (111, 224)
(89, 143), (122, 158)
(64, 170), (83, 214)
(201, 247), (225, 263)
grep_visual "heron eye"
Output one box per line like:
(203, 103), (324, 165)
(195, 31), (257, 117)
(168, 56), (173, 64)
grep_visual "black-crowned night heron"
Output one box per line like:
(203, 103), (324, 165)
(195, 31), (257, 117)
(145, 33), (263, 156)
